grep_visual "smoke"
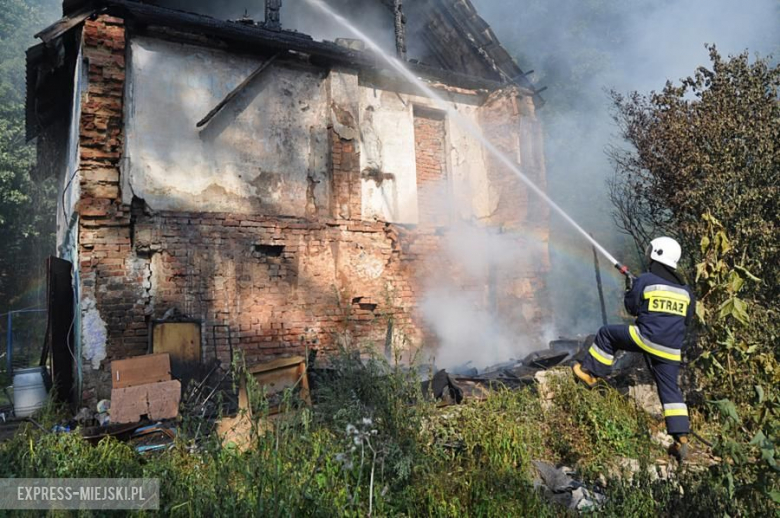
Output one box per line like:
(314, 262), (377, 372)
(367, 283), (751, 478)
(411, 182), (548, 369)
(469, 0), (780, 336)
(420, 288), (519, 369)
(283, 1), (396, 53)
(419, 222), (548, 369)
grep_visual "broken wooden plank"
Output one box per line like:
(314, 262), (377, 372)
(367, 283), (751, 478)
(247, 355), (305, 375)
(110, 380), (181, 424)
(196, 52), (280, 128)
(216, 377), (255, 452)
(146, 381), (182, 421)
(110, 385), (149, 424)
(249, 356), (312, 408)
(296, 361), (312, 406)
(34, 6), (96, 44)
(111, 353), (171, 389)
(253, 365), (301, 395)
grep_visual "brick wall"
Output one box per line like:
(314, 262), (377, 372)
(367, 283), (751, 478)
(85, 204), (490, 401)
(414, 110), (448, 226)
(133, 212), (416, 363)
(478, 89), (528, 227)
(329, 129), (363, 220)
(478, 89), (550, 332)
(76, 15), (140, 403)
(71, 16), (549, 403)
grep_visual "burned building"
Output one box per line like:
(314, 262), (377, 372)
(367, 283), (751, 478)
(27, 0), (550, 404)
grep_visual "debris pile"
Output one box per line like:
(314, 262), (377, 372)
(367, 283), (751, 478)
(436, 336), (592, 399)
(532, 460), (605, 511)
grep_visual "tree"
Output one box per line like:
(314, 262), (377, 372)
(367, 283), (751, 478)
(0, 0), (59, 308)
(608, 46), (779, 302)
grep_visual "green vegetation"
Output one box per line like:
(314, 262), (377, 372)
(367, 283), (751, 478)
(0, 0), (59, 307)
(2, 350), (775, 516)
(610, 47), (780, 514)
(609, 47), (779, 289)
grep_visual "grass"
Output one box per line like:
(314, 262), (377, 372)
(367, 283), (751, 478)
(0, 349), (772, 516)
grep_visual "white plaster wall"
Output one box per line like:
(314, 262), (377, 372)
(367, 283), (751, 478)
(359, 88), (419, 224)
(444, 106), (494, 221)
(358, 87), (492, 224)
(125, 37), (329, 216)
(56, 44), (85, 256)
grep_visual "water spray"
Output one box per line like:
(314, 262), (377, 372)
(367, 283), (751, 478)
(305, 0), (635, 279)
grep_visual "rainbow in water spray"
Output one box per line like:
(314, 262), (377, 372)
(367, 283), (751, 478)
(305, 0), (631, 276)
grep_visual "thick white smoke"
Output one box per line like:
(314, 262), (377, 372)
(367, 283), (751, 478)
(470, 0), (780, 336)
(418, 223), (549, 369)
(410, 182), (549, 369)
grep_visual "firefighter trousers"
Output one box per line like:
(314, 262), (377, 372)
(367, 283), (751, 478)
(582, 324), (690, 435)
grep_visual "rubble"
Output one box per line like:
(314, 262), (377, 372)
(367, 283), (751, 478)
(628, 383), (663, 419)
(430, 336), (589, 403)
(532, 460), (605, 511)
(426, 370), (463, 404)
(111, 353), (172, 389)
(248, 356), (312, 410)
(214, 356), (313, 451)
(534, 369), (568, 408)
(80, 422), (142, 445)
(607, 456), (679, 485)
(216, 379), (254, 452)
(111, 380), (181, 424)
(130, 422), (177, 454)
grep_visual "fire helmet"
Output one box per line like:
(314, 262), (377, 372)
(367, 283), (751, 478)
(646, 237), (682, 269)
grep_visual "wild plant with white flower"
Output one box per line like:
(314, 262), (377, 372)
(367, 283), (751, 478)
(333, 417), (382, 515)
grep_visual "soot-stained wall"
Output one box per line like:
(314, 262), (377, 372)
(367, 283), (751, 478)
(125, 37), (330, 217)
(66, 15), (549, 404)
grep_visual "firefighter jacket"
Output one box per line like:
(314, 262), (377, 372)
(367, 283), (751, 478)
(623, 267), (696, 363)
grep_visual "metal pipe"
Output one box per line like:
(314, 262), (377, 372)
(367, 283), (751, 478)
(6, 313), (11, 374)
(591, 236), (608, 327)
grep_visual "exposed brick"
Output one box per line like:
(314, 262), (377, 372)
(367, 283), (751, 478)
(72, 17), (550, 407)
(414, 111), (448, 226)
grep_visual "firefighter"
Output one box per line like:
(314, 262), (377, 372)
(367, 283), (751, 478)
(573, 237), (696, 461)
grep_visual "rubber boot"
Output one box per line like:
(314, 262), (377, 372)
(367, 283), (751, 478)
(668, 435), (689, 462)
(572, 362), (599, 389)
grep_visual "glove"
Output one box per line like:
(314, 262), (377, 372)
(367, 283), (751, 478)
(625, 274), (634, 291)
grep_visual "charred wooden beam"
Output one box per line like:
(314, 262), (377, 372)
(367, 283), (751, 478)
(393, 0), (407, 61)
(509, 70), (534, 83)
(103, 0), (511, 92)
(196, 53), (280, 128)
(35, 6), (96, 44)
(265, 0), (282, 31)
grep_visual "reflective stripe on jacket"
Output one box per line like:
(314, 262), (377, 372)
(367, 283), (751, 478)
(624, 272), (696, 362)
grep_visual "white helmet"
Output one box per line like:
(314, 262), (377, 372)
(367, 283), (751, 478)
(646, 237), (682, 269)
